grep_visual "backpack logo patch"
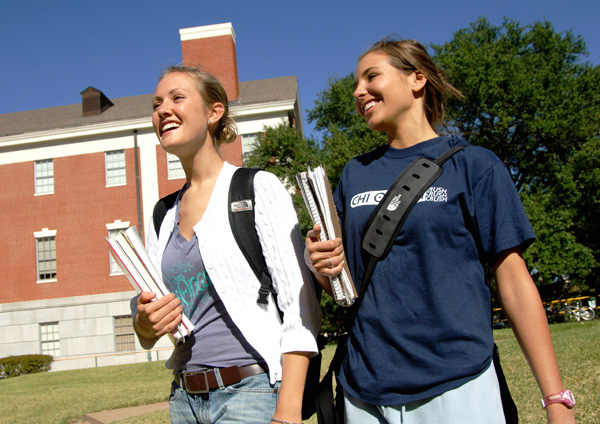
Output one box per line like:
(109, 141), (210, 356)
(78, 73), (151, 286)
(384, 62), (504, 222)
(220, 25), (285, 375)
(386, 194), (402, 211)
(231, 199), (253, 212)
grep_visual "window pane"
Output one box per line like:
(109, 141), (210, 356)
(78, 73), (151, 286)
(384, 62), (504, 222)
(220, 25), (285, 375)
(108, 229), (124, 274)
(242, 133), (259, 155)
(167, 153), (185, 179)
(35, 159), (54, 194)
(37, 236), (57, 280)
(114, 315), (135, 351)
(106, 150), (126, 185)
(40, 322), (60, 356)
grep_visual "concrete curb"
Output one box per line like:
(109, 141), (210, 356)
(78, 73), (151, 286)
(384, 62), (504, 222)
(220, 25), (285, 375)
(84, 402), (169, 424)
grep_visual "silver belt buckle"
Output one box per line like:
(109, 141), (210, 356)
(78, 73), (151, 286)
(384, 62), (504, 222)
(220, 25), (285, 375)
(183, 370), (210, 394)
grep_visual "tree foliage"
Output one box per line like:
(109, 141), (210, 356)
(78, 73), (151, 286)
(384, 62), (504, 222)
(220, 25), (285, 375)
(522, 138), (600, 293)
(243, 122), (321, 186)
(243, 122), (321, 234)
(432, 17), (600, 293)
(432, 17), (600, 191)
(308, 74), (387, 189)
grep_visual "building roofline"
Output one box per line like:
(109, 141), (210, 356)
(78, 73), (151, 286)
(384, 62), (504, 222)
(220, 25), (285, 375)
(0, 76), (300, 140)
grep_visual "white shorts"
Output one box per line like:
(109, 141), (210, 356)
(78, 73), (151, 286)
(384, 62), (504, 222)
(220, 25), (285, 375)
(344, 360), (506, 424)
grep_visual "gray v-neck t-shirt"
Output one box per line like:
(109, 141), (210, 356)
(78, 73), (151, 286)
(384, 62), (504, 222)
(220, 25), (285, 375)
(161, 222), (263, 374)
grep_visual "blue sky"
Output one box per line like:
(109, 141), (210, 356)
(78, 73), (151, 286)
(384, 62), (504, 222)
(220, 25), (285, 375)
(1, 0), (598, 138)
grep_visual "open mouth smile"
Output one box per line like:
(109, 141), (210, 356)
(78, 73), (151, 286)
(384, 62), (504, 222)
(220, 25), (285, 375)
(363, 100), (379, 114)
(161, 122), (181, 135)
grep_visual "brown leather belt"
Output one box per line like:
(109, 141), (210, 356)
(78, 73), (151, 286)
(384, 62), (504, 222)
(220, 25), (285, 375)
(174, 363), (268, 394)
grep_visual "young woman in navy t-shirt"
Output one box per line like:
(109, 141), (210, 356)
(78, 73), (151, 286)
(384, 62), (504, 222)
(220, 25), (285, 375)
(306, 38), (575, 424)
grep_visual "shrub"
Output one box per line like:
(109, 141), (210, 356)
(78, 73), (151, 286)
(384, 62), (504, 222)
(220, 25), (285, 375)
(0, 354), (53, 378)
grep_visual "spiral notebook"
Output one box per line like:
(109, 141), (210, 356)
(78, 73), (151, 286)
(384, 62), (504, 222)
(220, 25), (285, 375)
(296, 166), (357, 307)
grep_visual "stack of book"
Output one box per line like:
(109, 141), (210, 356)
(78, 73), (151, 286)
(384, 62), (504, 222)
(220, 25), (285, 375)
(296, 166), (357, 307)
(107, 226), (193, 343)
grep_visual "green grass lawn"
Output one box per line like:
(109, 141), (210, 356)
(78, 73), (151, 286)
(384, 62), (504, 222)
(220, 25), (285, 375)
(1, 320), (598, 424)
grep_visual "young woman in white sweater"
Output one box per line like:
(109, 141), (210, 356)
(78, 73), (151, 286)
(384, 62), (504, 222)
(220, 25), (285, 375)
(132, 66), (321, 424)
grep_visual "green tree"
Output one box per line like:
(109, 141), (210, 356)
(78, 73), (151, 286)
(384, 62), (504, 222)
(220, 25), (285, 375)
(432, 17), (600, 191)
(243, 122), (321, 234)
(243, 122), (321, 186)
(522, 138), (600, 294)
(521, 188), (595, 292)
(564, 139), (600, 265)
(308, 74), (387, 189)
(433, 17), (600, 292)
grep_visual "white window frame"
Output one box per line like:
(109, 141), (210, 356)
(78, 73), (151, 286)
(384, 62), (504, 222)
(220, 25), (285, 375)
(167, 152), (185, 180)
(40, 322), (60, 357)
(105, 150), (127, 186)
(106, 220), (130, 275)
(34, 228), (57, 283)
(241, 133), (260, 156)
(114, 315), (136, 352)
(35, 159), (54, 195)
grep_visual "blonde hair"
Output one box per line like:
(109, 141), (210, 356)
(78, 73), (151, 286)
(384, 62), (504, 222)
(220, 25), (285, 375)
(360, 38), (463, 126)
(159, 66), (237, 147)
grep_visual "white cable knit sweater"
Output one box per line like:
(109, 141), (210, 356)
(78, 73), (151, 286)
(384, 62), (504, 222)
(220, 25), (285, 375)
(142, 162), (321, 384)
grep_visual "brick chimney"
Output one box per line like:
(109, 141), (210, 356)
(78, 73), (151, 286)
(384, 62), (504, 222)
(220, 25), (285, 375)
(179, 23), (239, 101)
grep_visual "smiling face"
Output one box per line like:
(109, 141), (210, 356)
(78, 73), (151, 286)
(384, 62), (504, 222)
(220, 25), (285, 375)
(152, 72), (213, 157)
(353, 52), (422, 136)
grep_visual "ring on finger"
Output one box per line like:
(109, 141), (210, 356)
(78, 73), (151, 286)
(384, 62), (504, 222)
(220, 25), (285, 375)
(328, 258), (333, 268)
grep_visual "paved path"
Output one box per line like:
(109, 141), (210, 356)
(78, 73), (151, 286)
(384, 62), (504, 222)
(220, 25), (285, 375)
(84, 402), (169, 424)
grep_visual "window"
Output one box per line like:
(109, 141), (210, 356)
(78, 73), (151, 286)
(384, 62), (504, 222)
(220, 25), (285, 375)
(241, 133), (259, 156)
(108, 228), (123, 274)
(106, 220), (129, 275)
(40, 322), (60, 357)
(35, 159), (54, 194)
(167, 153), (185, 179)
(114, 315), (135, 351)
(105, 150), (126, 186)
(35, 228), (57, 282)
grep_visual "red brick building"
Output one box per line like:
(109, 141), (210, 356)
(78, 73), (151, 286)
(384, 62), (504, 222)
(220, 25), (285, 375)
(0, 23), (304, 371)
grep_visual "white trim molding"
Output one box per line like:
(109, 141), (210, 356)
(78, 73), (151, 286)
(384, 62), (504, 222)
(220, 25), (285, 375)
(34, 228), (57, 238)
(0, 117), (152, 149)
(106, 220), (130, 231)
(233, 100), (296, 118)
(179, 23), (236, 43)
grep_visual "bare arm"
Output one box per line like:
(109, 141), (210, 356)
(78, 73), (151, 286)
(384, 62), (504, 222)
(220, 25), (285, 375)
(304, 225), (345, 296)
(494, 248), (575, 424)
(270, 352), (311, 424)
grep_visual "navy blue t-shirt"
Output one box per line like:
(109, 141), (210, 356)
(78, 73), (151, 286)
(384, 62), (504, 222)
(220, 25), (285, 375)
(335, 136), (535, 405)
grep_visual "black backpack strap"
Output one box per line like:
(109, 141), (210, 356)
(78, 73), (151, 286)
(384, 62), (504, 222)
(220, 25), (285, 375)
(228, 168), (274, 306)
(362, 144), (466, 263)
(153, 184), (186, 237)
(434, 144), (466, 166)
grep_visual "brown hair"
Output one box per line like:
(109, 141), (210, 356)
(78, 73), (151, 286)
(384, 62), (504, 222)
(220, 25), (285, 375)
(359, 38), (463, 126)
(159, 65), (237, 147)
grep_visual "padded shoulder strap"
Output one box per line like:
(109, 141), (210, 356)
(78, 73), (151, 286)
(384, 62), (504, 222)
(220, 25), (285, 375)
(153, 184), (186, 237)
(362, 144), (465, 262)
(228, 168), (274, 306)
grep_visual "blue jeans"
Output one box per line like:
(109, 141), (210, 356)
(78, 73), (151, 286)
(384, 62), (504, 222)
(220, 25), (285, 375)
(344, 361), (505, 424)
(169, 372), (280, 423)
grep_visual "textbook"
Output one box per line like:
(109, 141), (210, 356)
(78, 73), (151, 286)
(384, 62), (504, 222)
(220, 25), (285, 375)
(106, 226), (193, 343)
(296, 166), (357, 307)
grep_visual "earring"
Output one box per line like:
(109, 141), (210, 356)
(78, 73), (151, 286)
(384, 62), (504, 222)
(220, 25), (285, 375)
(208, 120), (212, 124)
